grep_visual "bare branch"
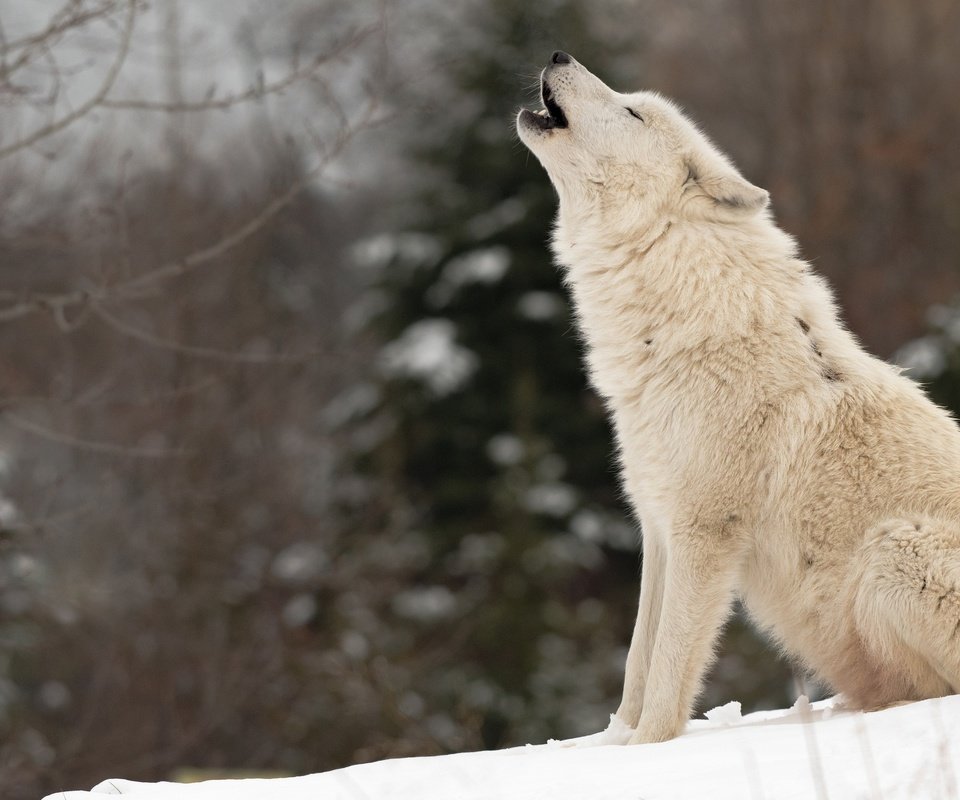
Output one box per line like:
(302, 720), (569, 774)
(93, 303), (328, 364)
(100, 23), (379, 113)
(0, 0), (136, 160)
(2, 1), (121, 55)
(3, 411), (191, 458)
(0, 98), (384, 324)
(3, 502), (98, 534)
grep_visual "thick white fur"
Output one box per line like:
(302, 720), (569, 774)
(517, 55), (960, 744)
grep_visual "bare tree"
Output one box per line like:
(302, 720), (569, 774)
(0, 2), (392, 796)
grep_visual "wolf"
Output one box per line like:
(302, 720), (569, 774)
(516, 51), (960, 745)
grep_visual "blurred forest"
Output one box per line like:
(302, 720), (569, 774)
(1, 0), (959, 797)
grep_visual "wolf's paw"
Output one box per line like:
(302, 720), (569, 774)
(627, 718), (683, 745)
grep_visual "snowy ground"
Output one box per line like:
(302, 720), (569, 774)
(46, 694), (960, 800)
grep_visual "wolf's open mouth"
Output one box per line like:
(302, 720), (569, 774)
(527, 79), (568, 130)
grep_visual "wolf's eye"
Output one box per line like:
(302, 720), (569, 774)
(626, 108), (645, 122)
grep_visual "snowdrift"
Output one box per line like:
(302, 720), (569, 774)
(46, 695), (960, 800)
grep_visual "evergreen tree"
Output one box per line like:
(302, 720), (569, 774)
(340, 0), (639, 749)
(337, 0), (793, 752)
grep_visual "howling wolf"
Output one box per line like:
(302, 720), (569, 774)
(517, 51), (960, 744)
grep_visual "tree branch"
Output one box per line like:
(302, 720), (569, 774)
(2, 1), (121, 55)
(100, 23), (378, 113)
(0, 0), (136, 160)
(3, 411), (191, 458)
(93, 303), (328, 364)
(0, 97), (383, 325)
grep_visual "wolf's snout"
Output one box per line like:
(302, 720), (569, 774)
(540, 77), (568, 129)
(515, 52), (578, 139)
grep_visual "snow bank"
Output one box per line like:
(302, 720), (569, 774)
(46, 695), (960, 800)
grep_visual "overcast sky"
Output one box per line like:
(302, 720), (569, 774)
(0, 0), (401, 211)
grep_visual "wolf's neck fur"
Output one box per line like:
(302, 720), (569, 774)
(551, 207), (864, 404)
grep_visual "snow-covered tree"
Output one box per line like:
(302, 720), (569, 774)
(334, 0), (662, 750)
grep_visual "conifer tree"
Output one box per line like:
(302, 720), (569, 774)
(340, 0), (792, 750)
(342, 0), (641, 748)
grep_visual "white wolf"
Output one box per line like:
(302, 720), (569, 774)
(517, 51), (960, 745)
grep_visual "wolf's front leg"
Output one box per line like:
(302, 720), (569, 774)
(628, 529), (744, 744)
(615, 522), (666, 728)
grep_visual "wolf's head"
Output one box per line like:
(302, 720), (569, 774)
(517, 52), (768, 228)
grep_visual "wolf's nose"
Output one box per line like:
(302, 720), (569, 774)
(551, 51), (572, 65)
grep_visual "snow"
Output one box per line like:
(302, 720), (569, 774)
(894, 336), (947, 379)
(465, 198), (527, 240)
(702, 699), (743, 725)
(322, 384), (380, 429)
(351, 234), (443, 274)
(569, 509), (639, 551)
(427, 247), (512, 306)
(378, 319), (478, 395)
(391, 585), (458, 621)
(279, 594), (317, 628)
(517, 291), (566, 321)
(270, 542), (328, 585)
(894, 301), (960, 380)
(522, 482), (579, 517)
(486, 433), (525, 466)
(45, 694), (960, 800)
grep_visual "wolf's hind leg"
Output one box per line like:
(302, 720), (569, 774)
(855, 516), (960, 701)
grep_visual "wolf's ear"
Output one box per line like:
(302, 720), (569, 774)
(682, 148), (768, 219)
